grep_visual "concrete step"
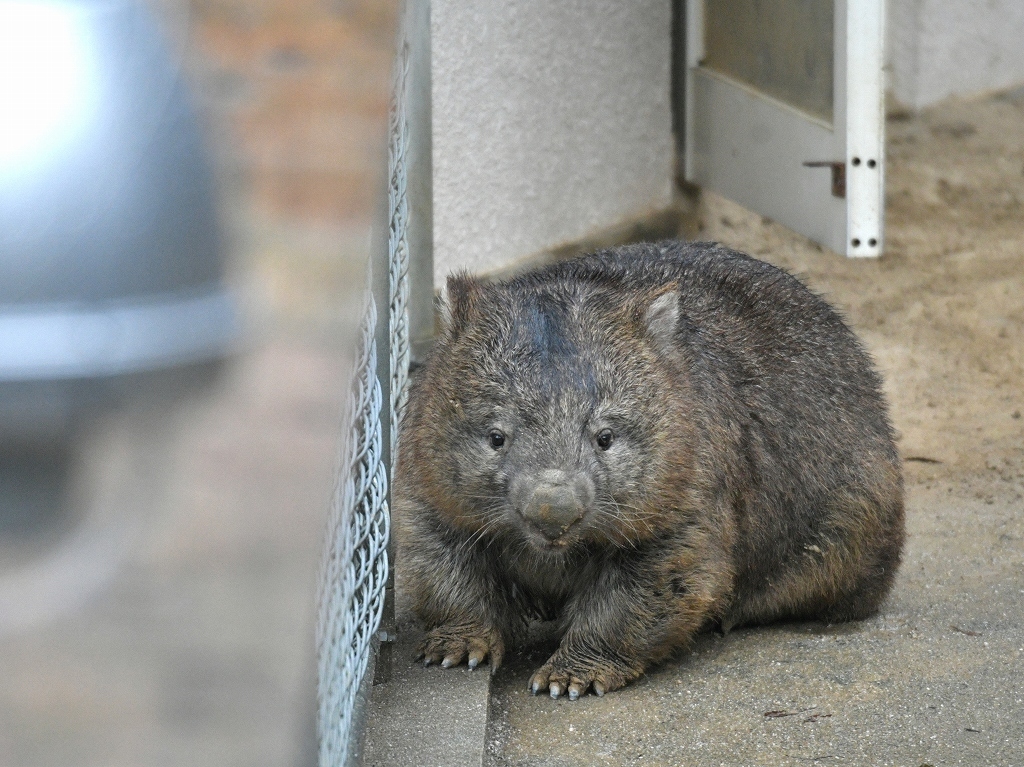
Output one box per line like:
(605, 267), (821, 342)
(363, 625), (493, 767)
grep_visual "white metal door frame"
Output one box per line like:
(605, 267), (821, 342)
(684, 0), (885, 258)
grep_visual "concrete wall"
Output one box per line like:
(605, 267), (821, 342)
(431, 0), (674, 284)
(889, 0), (1024, 110)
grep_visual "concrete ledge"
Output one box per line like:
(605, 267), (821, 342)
(363, 625), (492, 767)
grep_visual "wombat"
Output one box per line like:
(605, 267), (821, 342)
(395, 241), (904, 699)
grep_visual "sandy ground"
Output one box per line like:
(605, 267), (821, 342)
(485, 90), (1024, 766)
(684, 90), (1024, 481)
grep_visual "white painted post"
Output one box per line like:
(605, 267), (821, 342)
(845, 0), (886, 257)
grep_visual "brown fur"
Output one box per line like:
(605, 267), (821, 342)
(395, 241), (905, 699)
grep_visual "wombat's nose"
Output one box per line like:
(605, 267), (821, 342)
(519, 473), (591, 540)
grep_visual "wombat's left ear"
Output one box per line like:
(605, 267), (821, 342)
(438, 271), (484, 338)
(642, 287), (680, 351)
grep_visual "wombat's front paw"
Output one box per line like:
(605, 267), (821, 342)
(418, 623), (505, 672)
(529, 650), (640, 700)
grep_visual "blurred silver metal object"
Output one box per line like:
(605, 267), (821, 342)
(0, 0), (235, 438)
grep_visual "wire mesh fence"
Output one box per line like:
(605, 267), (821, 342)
(315, 7), (411, 764)
(315, 278), (390, 767)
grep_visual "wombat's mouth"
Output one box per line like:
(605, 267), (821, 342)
(526, 536), (574, 556)
(534, 535), (571, 550)
(521, 513), (586, 551)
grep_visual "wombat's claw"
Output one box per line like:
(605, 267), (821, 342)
(419, 625), (504, 672)
(529, 654), (633, 700)
(529, 668), (583, 700)
(468, 646), (489, 670)
(547, 680), (589, 700)
(419, 649), (446, 667)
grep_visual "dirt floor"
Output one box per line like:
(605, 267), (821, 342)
(485, 90), (1024, 765)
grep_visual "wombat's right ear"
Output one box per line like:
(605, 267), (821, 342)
(642, 287), (680, 352)
(437, 272), (483, 338)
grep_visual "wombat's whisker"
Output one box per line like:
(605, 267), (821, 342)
(593, 499), (659, 547)
(454, 512), (505, 556)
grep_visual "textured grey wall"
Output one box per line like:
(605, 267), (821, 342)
(431, 0), (674, 284)
(889, 0), (1024, 109)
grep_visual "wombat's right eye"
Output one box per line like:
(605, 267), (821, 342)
(596, 429), (614, 450)
(488, 430), (506, 449)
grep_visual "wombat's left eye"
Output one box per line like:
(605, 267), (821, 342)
(488, 429), (506, 449)
(596, 429), (614, 450)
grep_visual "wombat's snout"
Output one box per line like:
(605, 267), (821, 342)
(513, 470), (594, 542)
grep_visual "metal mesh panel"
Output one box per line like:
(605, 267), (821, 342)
(389, 36), (412, 450)
(316, 10), (411, 765)
(315, 283), (389, 766)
